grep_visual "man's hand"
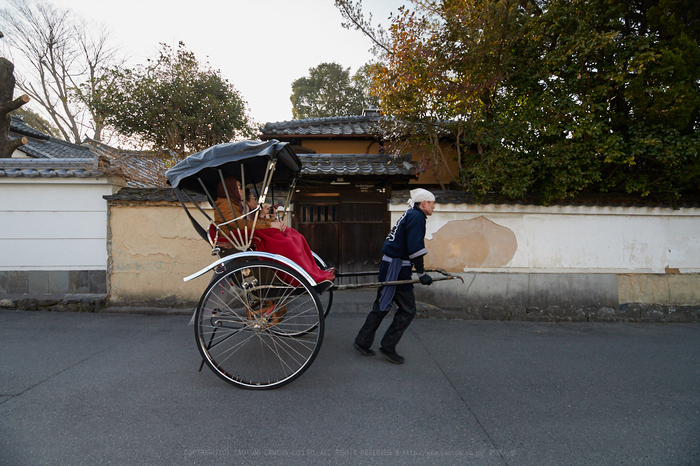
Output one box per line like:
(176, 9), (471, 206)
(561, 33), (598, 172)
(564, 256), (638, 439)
(419, 273), (432, 285)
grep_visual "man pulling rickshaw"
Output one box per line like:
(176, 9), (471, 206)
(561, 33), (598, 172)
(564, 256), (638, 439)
(166, 140), (460, 389)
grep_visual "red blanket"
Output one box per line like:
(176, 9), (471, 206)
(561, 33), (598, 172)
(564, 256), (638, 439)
(253, 227), (335, 284)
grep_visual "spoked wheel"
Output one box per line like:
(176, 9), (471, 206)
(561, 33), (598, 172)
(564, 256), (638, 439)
(195, 259), (324, 389)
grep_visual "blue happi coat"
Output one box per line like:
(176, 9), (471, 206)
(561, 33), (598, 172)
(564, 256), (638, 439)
(377, 206), (428, 310)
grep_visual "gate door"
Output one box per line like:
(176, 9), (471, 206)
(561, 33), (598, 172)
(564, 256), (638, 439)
(295, 194), (339, 269)
(338, 191), (386, 278)
(295, 189), (388, 282)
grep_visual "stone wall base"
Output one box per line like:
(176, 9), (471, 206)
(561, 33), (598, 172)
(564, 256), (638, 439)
(417, 302), (700, 323)
(2, 272), (699, 323)
(0, 294), (108, 313)
(415, 272), (700, 323)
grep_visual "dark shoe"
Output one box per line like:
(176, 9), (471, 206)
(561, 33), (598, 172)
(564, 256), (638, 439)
(353, 342), (376, 356)
(379, 348), (405, 364)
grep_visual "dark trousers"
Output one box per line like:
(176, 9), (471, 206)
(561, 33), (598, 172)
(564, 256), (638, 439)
(355, 286), (417, 353)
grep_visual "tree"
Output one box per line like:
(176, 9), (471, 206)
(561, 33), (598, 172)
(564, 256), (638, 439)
(0, 56), (29, 158)
(334, 0), (392, 56)
(352, 62), (381, 111)
(472, 0), (700, 202)
(338, 0), (700, 203)
(98, 42), (254, 161)
(336, 0), (531, 188)
(0, 0), (122, 143)
(290, 62), (378, 119)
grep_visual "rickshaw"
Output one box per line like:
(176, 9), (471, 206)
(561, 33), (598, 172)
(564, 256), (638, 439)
(166, 140), (460, 390)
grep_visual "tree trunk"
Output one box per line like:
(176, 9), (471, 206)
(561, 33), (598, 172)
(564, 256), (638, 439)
(1, 57), (30, 158)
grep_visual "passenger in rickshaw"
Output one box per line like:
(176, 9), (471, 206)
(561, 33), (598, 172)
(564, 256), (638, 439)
(214, 177), (335, 286)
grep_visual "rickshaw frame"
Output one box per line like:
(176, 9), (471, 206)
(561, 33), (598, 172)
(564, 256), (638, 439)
(167, 140), (328, 389)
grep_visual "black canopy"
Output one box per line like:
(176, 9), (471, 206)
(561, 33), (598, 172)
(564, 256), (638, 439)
(165, 140), (301, 195)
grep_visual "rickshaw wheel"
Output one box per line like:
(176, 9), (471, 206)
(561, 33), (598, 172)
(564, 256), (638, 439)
(194, 259), (324, 389)
(320, 288), (333, 318)
(312, 256), (333, 318)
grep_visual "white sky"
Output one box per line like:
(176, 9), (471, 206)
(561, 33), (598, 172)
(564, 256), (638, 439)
(4, 0), (407, 127)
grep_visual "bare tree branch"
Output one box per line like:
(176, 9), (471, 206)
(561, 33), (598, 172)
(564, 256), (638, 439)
(334, 0), (392, 56)
(0, 93), (30, 114)
(0, 0), (122, 143)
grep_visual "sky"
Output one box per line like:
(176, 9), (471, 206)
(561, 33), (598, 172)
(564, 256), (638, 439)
(3, 0), (407, 127)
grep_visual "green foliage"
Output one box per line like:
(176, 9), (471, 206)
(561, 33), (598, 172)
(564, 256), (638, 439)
(97, 42), (254, 160)
(353, 63), (382, 112)
(368, 0), (700, 203)
(290, 62), (378, 119)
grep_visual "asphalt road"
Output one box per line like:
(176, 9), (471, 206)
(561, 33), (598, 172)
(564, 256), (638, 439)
(1, 309), (698, 465)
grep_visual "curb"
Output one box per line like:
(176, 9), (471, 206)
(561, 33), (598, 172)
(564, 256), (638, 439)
(3, 294), (699, 323)
(417, 302), (700, 323)
(100, 307), (193, 316)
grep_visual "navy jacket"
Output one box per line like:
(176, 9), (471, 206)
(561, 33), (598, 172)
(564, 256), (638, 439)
(378, 206), (428, 288)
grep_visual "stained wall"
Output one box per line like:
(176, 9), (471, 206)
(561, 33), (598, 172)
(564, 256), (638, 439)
(386, 202), (700, 317)
(107, 202), (214, 304)
(105, 199), (700, 318)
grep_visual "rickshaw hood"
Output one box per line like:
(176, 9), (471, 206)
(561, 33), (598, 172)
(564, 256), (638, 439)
(165, 140), (300, 195)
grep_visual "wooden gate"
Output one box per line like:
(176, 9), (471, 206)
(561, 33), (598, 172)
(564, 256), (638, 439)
(295, 188), (388, 282)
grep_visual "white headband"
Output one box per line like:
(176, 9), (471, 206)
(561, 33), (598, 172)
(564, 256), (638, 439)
(408, 188), (435, 208)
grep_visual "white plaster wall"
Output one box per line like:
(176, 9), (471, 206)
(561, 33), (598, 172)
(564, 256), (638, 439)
(389, 203), (700, 274)
(0, 178), (121, 271)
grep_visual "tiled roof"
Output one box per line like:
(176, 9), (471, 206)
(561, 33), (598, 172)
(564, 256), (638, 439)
(9, 115), (94, 159)
(104, 155), (414, 202)
(104, 187), (295, 205)
(9, 115), (50, 140)
(0, 157), (104, 178)
(391, 190), (700, 209)
(299, 154), (414, 177)
(103, 187), (195, 202)
(260, 114), (382, 138)
(83, 139), (168, 188)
